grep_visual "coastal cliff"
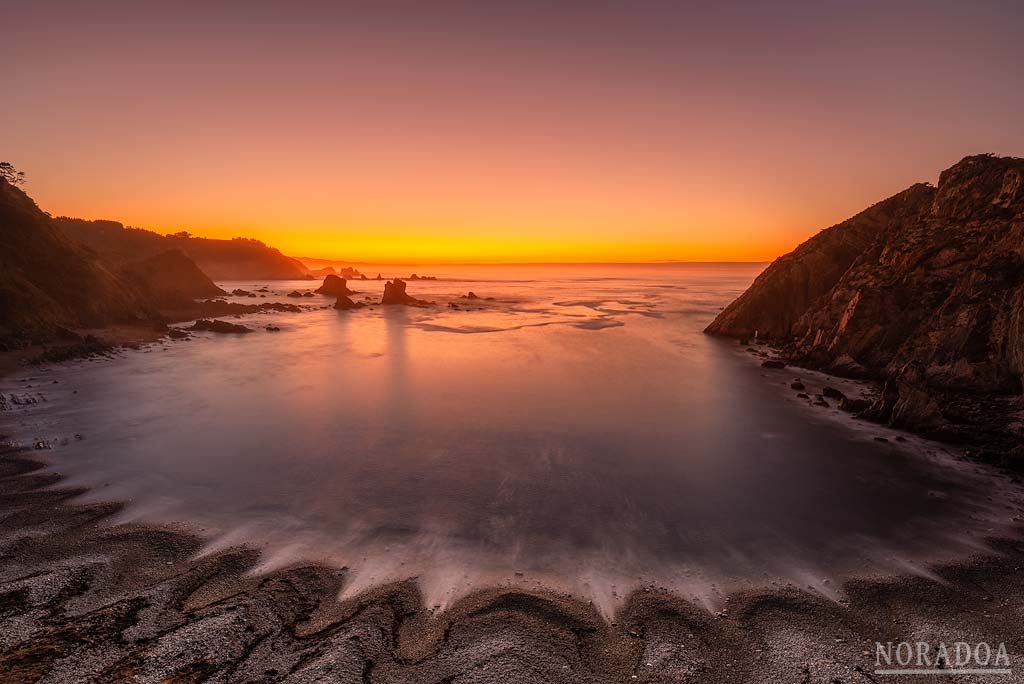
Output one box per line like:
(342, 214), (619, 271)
(707, 155), (1024, 458)
(0, 179), (154, 344)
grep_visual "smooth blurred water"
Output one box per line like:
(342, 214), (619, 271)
(3, 263), (1021, 614)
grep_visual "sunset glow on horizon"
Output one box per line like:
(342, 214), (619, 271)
(4, 1), (1023, 263)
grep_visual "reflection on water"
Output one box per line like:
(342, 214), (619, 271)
(3, 264), (1021, 615)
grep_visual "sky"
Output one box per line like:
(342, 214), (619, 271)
(2, 1), (1023, 264)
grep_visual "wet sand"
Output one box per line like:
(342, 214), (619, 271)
(2, 426), (1024, 682)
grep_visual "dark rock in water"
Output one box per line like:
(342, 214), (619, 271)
(376, 273), (383, 280)
(790, 381), (805, 390)
(265, 325), (281, 332)
(796, 393), (810, 399)
(813, 396), (830, 407)
(822, 386), (846, 400)
(838, 397), (872, 413)
(873, 436), (889, 442)
(462, 291), (480, 300)
(761, 359), (786, 369)
(381, 279), (429, 306)
(286, 290), (304, 298)
(360, 274), (367, 280)
(334, 295), (366, 311)
(315, 274), (354, 297)
(303, 292), (314, 297)
(231, 288), (253, 296)
(190, 319), (253, 334)
(167, 328), (189, 339)
(705, 154), (1024, 458)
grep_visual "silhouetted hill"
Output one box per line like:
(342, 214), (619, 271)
(0, 180), (154, 344)
(124, 249), (227, 306)
(707, 154), (1024, 458)
(56, 219), (310, 280)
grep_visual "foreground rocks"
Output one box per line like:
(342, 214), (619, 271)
(707, 155), (1024, 464)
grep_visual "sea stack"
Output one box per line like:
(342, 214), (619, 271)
(381, 278), (428, 306)
(315, 274), (354, 297)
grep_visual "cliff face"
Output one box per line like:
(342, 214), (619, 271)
(56, 219), (310, 280)
(0, 180), (153, 343)
(707, 155), (1024, 451)
(704, 183), (935, 339)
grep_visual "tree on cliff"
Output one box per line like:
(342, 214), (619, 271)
(0, 162), (26, 187)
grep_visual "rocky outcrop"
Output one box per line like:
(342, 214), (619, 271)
(705, 183), (935, 339)
(707, 155), (1024, 458)
(381, 279), (429, 306)
(314, 274), (354, 297)
(333, 295), (365, 310)
(190, 319), (253, 334)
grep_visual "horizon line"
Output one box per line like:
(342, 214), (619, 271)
(295, 258), (773, 267)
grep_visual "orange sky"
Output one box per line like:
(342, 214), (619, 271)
(3, 2), (1023, 263)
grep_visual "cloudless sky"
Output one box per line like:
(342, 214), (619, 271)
(3, 1), (1022, 263)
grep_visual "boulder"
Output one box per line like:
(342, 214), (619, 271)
(761, 359), (786, 369)
(838, 397), (872, 413)
(822, 386), (846, 400)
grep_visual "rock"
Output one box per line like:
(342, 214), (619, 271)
(231, 288), (253, 296)
(790, 381), (805, 390)
(167, 328), (189, 339)
(265, 325), (281, 332)
(314, 274), (354, 297)
(190, 319), (253, 334)
(761, 359), (786, 369)
(796, 393), (810, 399)
(822, 386), (846, 400)
(286, 290), (304, 298)
(462, 291), (480, 300)
(334, 295), (366, 310)
(381, 279), (429, 306)
(838, 397), (872, 413)
(813, 397), (830, 407)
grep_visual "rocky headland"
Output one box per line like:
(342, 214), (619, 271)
(707, 154), (1024, 465)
